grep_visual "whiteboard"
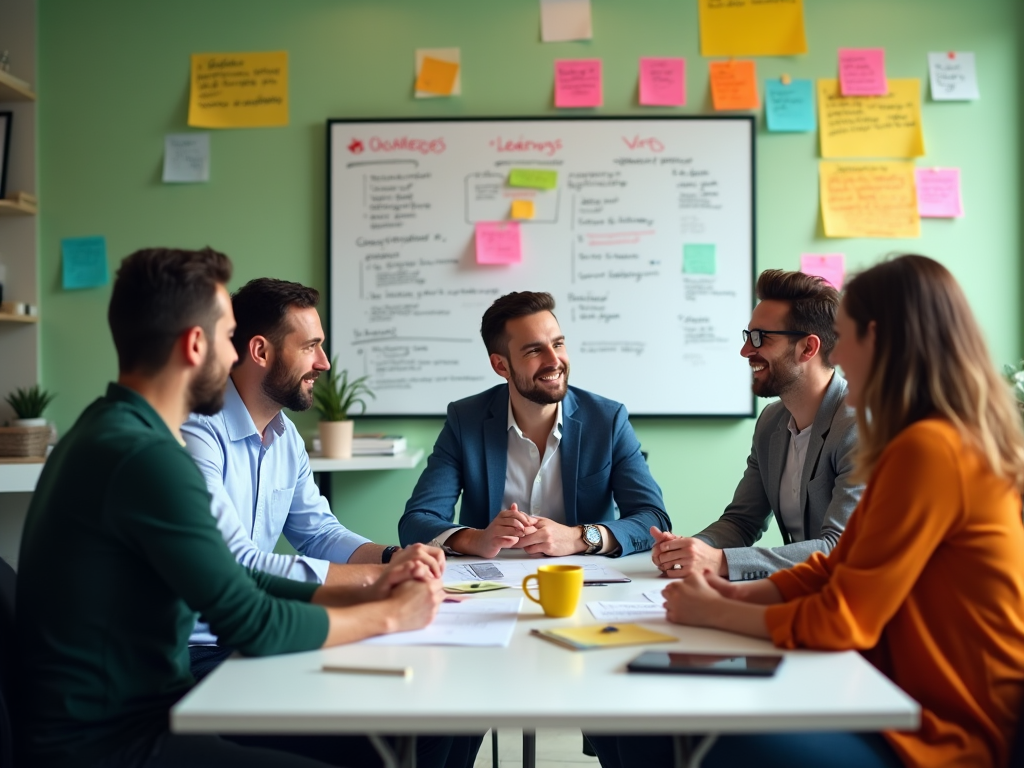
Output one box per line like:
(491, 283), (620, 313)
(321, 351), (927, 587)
(328, 117), (755, 417)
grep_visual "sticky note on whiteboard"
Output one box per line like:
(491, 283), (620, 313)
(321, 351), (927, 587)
(509, 169), (558, 190)
(683, 244), (716, 274)
(475, 222), (522, 265)
(511, 200), (536, 220)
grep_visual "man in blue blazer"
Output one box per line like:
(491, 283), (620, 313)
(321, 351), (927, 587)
(399, 291), (669, 557)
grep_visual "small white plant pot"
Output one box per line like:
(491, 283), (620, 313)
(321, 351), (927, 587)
(12, 417), (47, 428)
(319, 420), (354, 459)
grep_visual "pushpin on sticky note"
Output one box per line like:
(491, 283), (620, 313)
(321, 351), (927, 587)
(511, 200), (536, 220)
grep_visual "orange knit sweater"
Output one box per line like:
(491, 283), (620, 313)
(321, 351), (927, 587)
(765, 418), (1024, 768)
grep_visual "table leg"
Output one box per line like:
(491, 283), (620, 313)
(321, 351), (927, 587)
(522, 729), (536, 768)
(672, 733), (718, 768)
(368, 734), (417, 768)
(491, 729), (499, 767)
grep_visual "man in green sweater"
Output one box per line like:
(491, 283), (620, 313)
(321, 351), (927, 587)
(16, 247), (443, 768)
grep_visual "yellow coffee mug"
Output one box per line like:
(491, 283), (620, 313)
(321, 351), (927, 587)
(522, 564), (584, 618)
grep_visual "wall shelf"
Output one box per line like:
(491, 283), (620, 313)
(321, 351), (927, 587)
(0, 313), (38, 324)
(0, 200), (37, 216)
(0, 69), (35, 101)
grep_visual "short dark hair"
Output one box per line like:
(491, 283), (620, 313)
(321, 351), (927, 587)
(108, 247), (232, 375)
(756, 269), (840, 366)
(231, 278), (320, 358)
(480, 291), (557, 356)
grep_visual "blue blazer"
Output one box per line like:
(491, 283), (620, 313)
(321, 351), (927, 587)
(399, 385), (670, 556)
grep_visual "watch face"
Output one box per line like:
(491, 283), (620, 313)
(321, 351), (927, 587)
(584, 526), (602, 545)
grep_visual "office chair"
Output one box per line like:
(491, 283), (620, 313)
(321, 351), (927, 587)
(0, 556), (17, 768)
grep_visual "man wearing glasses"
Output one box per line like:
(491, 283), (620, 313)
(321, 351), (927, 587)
(650, 269), (862, 581)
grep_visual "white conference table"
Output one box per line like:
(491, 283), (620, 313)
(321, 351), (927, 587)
(172, 552), (919, 768)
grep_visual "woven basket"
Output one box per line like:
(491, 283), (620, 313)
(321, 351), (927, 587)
(0, 425), (49, 458)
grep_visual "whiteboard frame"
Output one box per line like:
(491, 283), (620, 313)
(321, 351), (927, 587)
(326, 116), (756, 419)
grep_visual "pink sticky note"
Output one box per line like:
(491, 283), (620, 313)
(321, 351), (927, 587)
(916, 168), (963, 218)
(838, 48), (887, 96)
(555, 59), (602, 108)
(475, 221), (522, 265)
(801, 254), (846, 290)
(639, 57), (685, 107)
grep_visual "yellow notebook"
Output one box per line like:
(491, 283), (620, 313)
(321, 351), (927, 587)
(531, 623), (677, 651)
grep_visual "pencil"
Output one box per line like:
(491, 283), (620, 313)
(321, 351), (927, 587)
(322, 664), (413, 678)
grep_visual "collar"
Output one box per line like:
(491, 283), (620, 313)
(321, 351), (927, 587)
(222, 377), (286, 445)
(105, 382), (171, 435)
(786, 413), (812, 438)
(507, 397), (563, 441)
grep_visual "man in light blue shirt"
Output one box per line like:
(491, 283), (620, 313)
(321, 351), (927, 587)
(182, 278), (444, 672)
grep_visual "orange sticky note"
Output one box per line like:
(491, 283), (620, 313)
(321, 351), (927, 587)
(511, 200), (536, 220)
(415, 56), (459, 96)
(709, 60), (759, 111)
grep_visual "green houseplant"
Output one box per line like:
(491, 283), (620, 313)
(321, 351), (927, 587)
(1004, 362), (1024, 416)
(5, 384), (56, 426)
(312, 359), (375, 458)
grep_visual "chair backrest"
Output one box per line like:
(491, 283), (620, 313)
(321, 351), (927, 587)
(0, 557), (16, 768)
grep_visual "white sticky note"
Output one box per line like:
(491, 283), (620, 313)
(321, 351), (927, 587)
(540, 0), (593, 42)
(163, 133), (210, 183)
(415, 48), (461, 99)
(928, 52), (979, 101)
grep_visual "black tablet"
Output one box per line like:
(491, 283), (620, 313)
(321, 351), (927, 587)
(627, 651), (784, 677)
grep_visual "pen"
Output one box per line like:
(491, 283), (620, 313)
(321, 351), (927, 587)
(322, 665), (413, 678)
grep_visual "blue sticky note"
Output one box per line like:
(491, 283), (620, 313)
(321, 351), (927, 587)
(683, 244), (716, 275)
(765, 79), (816, 133)
(62, 236), (109, 290)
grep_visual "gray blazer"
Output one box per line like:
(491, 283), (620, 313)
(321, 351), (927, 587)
(694, 373), (862, 580)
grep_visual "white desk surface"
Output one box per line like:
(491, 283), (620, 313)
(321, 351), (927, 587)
(172, 553), (919, 736)
(0, 450), (425, 495)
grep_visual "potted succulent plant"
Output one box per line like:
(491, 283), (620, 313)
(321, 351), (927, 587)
(0, 384), (56, 458)
(312, 358), (374, 458)
(5, 384), (55, 427)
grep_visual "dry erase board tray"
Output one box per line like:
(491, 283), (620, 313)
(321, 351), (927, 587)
(327, 117), (755, 417)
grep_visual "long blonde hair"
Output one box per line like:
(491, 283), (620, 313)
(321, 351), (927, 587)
(843, 255), (1024, 490)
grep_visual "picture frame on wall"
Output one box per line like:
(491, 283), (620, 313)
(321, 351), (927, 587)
(0, 111), (11, 200)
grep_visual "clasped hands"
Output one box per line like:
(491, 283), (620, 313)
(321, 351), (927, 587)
(450, 503), (585, 558)
(649, 525), (728, 578)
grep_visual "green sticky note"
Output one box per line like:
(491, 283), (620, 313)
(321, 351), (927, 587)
(62, 236), (110, 290)
(508, 168), (558, 190)
(683, 244), (716, 275)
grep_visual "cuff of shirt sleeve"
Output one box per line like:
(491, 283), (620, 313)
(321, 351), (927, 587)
(767, 568), (806, 600)
(431, 527), (467, 552)
(764, 600), (801, 649)
(297, 555), (331, 585)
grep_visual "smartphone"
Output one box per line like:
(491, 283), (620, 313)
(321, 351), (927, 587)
(627, 651), (783, 677)
(468, 562), (504, 580)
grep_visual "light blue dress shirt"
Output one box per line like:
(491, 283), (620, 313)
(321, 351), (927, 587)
(182, 378), (371, 644)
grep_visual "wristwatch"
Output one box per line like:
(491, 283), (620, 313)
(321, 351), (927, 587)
(381, 545), (400, 564)
(580, 524), (603, 555)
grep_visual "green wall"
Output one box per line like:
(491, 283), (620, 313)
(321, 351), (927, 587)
(38, 0), (1021, 546)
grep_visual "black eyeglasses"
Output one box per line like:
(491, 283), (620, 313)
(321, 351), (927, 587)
(742, 329), (810, 348)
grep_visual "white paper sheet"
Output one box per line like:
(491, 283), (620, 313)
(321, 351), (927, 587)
(643, 589), (666, 605)
(162, 133), (210, 183)
(928, 52), (979, 101)
(359, 597), (522, 647)
(444, 559), (630, 586)
(540, 0), (593, 42)
(587, 601), (666, 622)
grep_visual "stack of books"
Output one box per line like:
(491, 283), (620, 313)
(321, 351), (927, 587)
(352, 433), (407, 455)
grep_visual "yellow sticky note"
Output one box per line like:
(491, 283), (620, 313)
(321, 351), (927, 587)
(698, 0), (807, 57)
(511, 200), (536, 220)
(818, 79), (925, 159)
(415, 57), (459, 96)
(188, 51), (288, 129)
(819, 161), (920, 238)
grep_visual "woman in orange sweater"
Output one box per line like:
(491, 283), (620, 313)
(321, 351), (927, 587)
(594, 255), (1024, 768)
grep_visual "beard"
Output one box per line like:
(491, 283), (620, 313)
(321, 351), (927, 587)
(188, 348), (231, 416)
(508, 360), (570, 405)
(261, 355), (319, 412)
(751, 355), (800, 399)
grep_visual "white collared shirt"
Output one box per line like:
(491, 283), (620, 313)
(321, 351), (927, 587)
(777, 415), (813, 542)
(434, 398), (565, 546)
